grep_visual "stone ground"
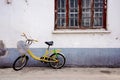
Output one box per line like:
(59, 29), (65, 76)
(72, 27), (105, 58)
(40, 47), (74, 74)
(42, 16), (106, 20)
(0, 67), (120, 80)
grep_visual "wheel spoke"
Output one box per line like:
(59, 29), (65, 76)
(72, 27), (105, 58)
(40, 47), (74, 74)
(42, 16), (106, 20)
(49, 53), (66, 69)
(13, 56), (28, 71)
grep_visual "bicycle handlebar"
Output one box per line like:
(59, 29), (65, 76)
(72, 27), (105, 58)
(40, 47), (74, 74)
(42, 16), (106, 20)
(21, 33), (38, 45)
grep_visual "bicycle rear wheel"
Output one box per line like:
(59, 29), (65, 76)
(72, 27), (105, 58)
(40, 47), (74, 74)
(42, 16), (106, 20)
(13, 55), (29, 71)
(49, 53), (66, 69)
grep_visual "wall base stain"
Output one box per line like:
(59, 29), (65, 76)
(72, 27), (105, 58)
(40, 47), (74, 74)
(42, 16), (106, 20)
(0, 48), (120, 68)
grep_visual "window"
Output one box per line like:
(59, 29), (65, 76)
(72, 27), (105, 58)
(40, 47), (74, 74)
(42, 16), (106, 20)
(55, 0), (107, 29)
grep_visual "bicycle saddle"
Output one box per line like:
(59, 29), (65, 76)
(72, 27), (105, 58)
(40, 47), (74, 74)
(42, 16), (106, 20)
(45, 41), (53, 46)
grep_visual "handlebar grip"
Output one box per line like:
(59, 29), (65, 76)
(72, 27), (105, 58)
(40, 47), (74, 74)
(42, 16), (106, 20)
(34, 40), (38, 42)
(21, 33), (28, 39)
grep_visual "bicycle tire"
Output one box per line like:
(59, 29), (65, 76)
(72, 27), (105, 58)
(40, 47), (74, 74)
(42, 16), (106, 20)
(13, 55), (29, 71)
(49, 53), (66, 69)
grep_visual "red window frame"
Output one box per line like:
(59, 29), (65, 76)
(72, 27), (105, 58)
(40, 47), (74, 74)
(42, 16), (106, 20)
(55, 0), (107, 30)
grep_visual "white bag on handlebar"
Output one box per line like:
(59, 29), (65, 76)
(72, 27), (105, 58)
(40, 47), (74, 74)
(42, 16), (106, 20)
(17, 40), (28, 54)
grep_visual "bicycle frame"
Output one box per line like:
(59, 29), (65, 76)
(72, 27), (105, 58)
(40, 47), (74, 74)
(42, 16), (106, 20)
(26, 48), (61, 62)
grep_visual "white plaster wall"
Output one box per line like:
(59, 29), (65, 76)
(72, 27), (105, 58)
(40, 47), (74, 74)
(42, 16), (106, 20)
(0, 0), (120, 48)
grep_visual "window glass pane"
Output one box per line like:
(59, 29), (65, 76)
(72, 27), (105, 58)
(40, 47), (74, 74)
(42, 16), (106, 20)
(57, 19), (60, 26)
(94, 13), (103, 17)
(57, 18), (66, 27)
(75, 18), (78, 26)
(58, 0), (66, 8)
(75, 14), (78, 18)
(69, 0), (78, 27)
(94, 17), (103, 28)
(70, 18), (74, 26)
(70, 9), (74, 12)
(69, 18), (78, 28)
(94, 0), (103, 3)
(82, 13), (91, 17)
(58, 0), (60, 8)
(94, 0), (104, 27)
(82, 18), (91, 27)
(82, 0), (91, 28)
(57, 0), (66, 28)
(57, 13), (66, 18)
(70, 0), (74, 8)
(61, 0), (66, 8)
(82, 0), (91, 8)
(94, 3), (103, 8)
(70, 0), (78, 8)
(75, 0), (78, 8)
(94, 8), (103, 12)
(61, 18), (66, 26)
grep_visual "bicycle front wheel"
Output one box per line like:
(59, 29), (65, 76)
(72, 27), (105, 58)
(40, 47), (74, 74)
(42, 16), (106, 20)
(49, 53), (66, 69)
(13, 55), (29, 71)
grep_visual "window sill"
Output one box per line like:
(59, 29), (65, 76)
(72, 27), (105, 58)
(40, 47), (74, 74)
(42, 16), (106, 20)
(52, 29), (111, 34)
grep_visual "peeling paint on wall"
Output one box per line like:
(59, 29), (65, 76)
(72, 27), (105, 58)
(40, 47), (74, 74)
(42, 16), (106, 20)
(115, 37), (120, 41)
(6, 0), (12, 4)
(25, 0), (29, 5)
(0, 49), (6, 56)
(0, 40), (7, 57)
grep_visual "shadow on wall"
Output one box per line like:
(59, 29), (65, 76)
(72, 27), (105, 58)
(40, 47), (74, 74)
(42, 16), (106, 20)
(0, 40), (7, 57)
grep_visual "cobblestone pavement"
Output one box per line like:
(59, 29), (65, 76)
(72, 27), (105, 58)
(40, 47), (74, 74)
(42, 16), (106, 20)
(0, 67), (120, 80)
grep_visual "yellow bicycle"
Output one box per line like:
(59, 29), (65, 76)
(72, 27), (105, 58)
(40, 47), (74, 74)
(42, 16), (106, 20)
(13, 33), (66, 71)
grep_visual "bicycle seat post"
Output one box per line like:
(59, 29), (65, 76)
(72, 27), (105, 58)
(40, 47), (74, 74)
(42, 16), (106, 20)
(47, 45), (50, 51)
